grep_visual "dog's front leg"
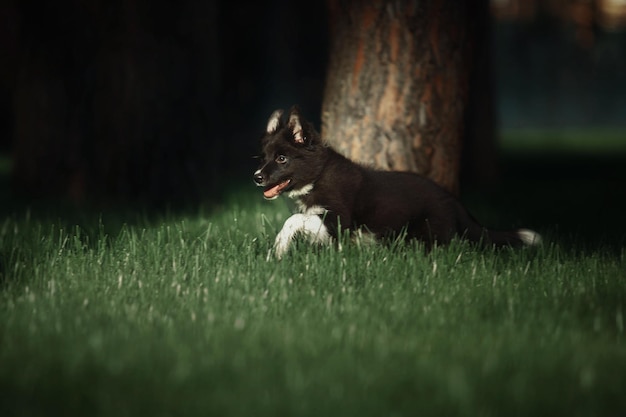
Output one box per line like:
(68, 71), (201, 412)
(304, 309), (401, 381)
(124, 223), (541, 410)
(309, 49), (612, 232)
(271, 213), (331, 259)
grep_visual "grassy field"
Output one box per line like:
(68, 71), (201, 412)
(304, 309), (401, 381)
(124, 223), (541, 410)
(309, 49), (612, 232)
(1, 139), (625, 416)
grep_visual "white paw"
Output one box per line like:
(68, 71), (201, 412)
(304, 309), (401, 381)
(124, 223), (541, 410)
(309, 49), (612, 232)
(270, 213), (331, 259)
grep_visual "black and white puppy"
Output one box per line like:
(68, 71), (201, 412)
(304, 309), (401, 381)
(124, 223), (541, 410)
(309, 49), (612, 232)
(254, 106), (540, 258)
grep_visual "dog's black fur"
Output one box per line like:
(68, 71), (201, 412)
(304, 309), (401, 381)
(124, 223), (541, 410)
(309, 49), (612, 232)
(254, 107), (540, 257)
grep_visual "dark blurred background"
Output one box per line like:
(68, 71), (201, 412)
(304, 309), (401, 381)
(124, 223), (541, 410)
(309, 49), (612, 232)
(494, 0), (626, 128)
(0, 0), (625, 216)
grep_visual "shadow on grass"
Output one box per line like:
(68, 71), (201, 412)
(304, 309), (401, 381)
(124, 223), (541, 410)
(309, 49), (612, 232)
(0, 152), (229, 240)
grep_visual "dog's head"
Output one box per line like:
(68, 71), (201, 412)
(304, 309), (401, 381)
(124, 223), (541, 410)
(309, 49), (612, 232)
(253, 106), (324, 200)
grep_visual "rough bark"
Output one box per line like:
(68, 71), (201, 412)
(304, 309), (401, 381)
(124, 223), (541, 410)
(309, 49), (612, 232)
(322, 0), (475, 195)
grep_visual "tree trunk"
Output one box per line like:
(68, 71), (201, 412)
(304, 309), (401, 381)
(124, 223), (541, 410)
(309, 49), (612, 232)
(322, 0), (475, 195)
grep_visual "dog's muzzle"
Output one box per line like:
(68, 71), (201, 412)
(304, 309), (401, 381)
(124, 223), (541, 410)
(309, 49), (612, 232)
(253, 171), (265, 186)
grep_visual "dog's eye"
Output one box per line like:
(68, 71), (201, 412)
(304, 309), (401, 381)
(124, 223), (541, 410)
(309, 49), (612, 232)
(275, 155), (288, 164)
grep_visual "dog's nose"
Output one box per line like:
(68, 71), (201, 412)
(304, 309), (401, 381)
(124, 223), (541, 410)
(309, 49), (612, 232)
(253, 172), (264, 185)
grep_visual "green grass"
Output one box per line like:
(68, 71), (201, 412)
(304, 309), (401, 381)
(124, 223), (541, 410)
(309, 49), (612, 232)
(2, 128), (626, 416)
(1, 184), (625, 417)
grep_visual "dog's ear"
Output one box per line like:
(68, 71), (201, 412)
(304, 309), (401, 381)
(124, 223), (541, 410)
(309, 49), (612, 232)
(266, 109), (284, 134)
(288, 106), (306, 144)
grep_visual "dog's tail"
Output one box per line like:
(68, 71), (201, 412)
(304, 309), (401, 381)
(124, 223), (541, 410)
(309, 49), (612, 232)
(481, 228), (542, 247)
(458, 208), (542, 248)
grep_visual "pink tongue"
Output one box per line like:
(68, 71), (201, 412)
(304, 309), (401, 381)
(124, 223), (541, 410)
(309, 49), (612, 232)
(263, 180), (290, 199)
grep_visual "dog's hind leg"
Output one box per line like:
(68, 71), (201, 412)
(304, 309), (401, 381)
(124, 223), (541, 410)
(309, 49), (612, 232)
(271, 214), (331, 259)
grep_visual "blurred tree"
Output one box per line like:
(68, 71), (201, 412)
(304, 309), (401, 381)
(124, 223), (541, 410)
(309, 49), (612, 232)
(322, 0), (487, 195)
(12, 0), (219, 204)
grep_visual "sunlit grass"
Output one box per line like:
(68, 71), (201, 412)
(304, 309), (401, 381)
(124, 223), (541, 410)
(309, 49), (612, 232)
(1, 185), (625, 416)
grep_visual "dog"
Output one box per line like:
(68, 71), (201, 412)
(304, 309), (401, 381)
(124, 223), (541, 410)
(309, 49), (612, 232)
(253, 106), (541, 259)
